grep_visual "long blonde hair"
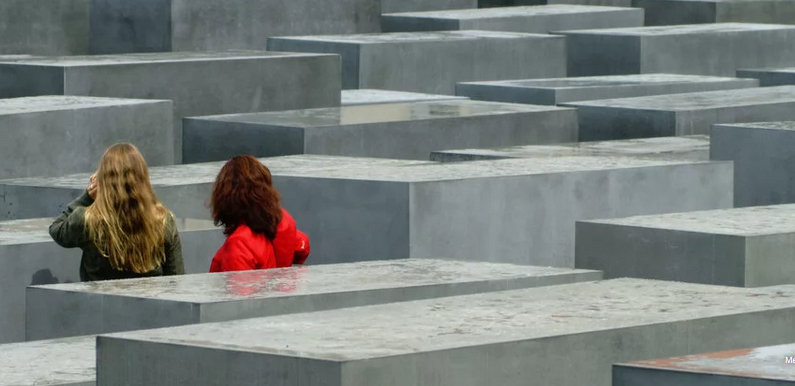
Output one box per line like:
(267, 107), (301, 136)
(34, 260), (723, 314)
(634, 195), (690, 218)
(84, 143), (169, 273)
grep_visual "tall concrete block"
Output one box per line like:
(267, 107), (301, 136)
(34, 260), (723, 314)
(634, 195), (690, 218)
(711, 121), (795, 207)
(0, 0), (88, 55)
(635, 0), (795, 26)
(562, 86), (795, 141)
(457, 74), (759, 105)
(341, 89), (469, 106)
(273, 157), (730, 266)
(96, 279), (795, 386)
(0, 217), (223, 344)
(576, 205), (795, 287)
(267, 30), (566, 94)
(0, 52), (342, 163)
(555, 23), (795, 77)
(88, 0), (380, 54)
(0, 155), (433, 221)
(738, 67), (795, 86)
(384, 0), (477, 13)
(382, 5), (643, 33)
(615, 344), (795, 385)
(431, 135), (709, 162)
(26, 259), (601, 340)
(0, 96), (173, 180)
(1, 336), (95, 386)
(182, 100), (578, 163)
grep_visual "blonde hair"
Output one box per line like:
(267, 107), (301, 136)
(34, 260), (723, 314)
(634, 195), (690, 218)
(84, 143), (169, 273)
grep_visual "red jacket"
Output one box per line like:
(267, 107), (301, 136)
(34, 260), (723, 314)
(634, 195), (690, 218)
(209, 208), (310, 272)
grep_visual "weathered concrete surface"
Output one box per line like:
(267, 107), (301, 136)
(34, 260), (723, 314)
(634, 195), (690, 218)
(738, 67), (795, 87)
(615, 343), (795, 385)
(96, 279), (795, 386)
(0, 217), (223, 344)
(555, 23), (795, 77)
(0, 336), (95, 386)
(431, 135), (709, 162)
(267, 30), (565, 94)
(711, 121), (795, 207)
(548, 0), (632, 5)
(383, 5), (643, 34)
(182, 100), (578, 162)
(456, 74), (759, 105)
(88, 0), (380, 54)
(341, 89), (468, 106)
(0, 155), (432, 221)
(384, 0), (476, 13)
(635, 0), (795, 26)
(0, 51), (341, 163)
(576, 204), (795, 287)
(0, 0), (88, 55)
(26, 258), (601, 340)
(562, 86), (795, 141)
(0, 96), (173, 179)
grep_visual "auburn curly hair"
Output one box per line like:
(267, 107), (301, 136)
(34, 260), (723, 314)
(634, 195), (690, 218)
(210, 155), (282, 239)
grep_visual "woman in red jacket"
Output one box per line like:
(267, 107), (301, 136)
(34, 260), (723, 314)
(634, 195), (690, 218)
(208, 155), (310, 272)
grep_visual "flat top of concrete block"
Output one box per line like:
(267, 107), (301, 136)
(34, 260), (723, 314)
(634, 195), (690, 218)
(739, 67), (795, 74)
(1, 336), (95, 386)
(0, 155), (434, 188)
(385, 4), (636, 18)
(620, 344), (795, 381)
(0, 96), (170, 116)
(558, 22), (795, 36)
(341, 89), (468, 105)
(30, 258), (599, 302)
(562, 85), (795, 111)
(280, 156), (723, 182)
(436, 135), (709, 158)
(580, 204), (795, 236)
(715, 121), (795, 131)
(103, 278), (795, 361)
(459, 74), (754, 89)
(0, 50), (332, 67)
(194, 100), (568, 127)
(0, 218), (218, 246)
(269, 30), (557, 44)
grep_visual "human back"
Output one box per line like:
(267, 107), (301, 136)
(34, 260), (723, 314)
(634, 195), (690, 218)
(49, 143), (184, 281)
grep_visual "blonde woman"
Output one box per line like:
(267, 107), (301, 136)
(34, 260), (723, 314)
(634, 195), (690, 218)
(49, 143), (184, 281)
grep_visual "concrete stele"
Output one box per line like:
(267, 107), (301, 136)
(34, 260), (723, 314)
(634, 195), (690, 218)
(0, 336), (95, 386)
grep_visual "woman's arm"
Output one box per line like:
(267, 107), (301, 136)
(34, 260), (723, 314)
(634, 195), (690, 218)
(48, 190), (93, 248)
(162, 214), (185, 275)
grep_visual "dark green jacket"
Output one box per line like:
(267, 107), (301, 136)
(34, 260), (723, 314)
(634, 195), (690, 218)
(49, 190), (185, 282)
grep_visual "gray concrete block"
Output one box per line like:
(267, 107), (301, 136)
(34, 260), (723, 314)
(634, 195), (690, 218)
(635, 0), (795, 26)
(88, 0), (380, 54)
(0, 0), (88, 55)
(576, 205), (795, 287)
(555, 23), (795, 77)
(341, 89), (468, 106)
(0, 96), (173, 180)
(96, 279), (795, 386)
(384, 0), (476, 13)
(0, 155), (432, 221)
(456, 74), (759, 105)
(479, 0), (548, 7)
(182, 100), (578, 163)
(26, 258), (601, 341)
(431, 135), (709, 162)
(0, 217), (223, 344)
(561, 86), (795, 141)
(383, 5), (643, 34)
(267, 30), (565, 94)
(0, 52), (342, 163)
(548, 0), (632, 6)
(710, 121), (795, 207)
(614, 344), (795, 386)
(1, 336), (95, 386)
(738, 67), (795, 87)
